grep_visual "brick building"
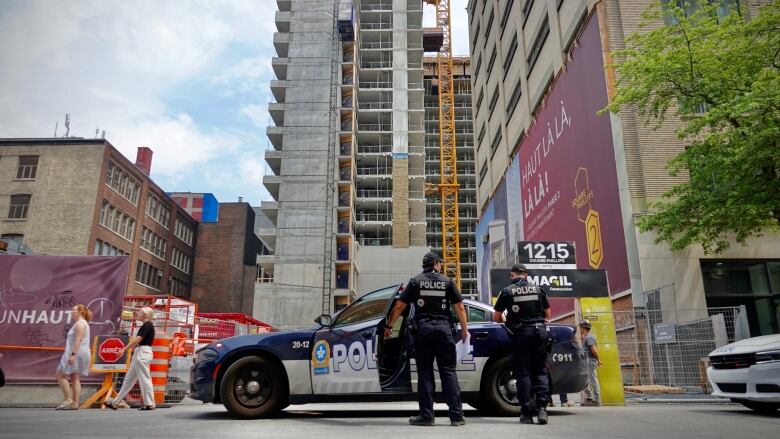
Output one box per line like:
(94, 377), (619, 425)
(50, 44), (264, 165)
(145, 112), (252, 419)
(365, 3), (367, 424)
(170, 192), (219, 223)
(0, 138), (197, 297)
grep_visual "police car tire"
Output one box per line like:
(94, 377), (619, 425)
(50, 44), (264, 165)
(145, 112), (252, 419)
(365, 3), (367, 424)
(481, 357), (522, 417)
(221, 356), (288, 419)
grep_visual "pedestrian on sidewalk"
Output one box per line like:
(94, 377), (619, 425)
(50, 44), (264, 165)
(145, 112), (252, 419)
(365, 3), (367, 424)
(55, 304), (92, 410)
(579, 320), (603, 406)
(108, 307), (156, 411)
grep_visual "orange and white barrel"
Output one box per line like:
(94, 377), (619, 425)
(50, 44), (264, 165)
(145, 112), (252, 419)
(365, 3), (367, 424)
(150, 333), (170, 406)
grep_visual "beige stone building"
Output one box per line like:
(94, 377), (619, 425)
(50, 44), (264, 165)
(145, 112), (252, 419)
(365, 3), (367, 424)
(467, 0), (779, 336)
(0, 138), (197, 298)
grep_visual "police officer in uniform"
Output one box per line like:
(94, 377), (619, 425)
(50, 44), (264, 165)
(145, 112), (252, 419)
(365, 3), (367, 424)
(493, 264), (552, 425)
(384, 252), (469, 427)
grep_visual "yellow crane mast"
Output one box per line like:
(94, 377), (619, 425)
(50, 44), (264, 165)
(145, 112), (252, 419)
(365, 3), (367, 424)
(424, 0), (460, 288)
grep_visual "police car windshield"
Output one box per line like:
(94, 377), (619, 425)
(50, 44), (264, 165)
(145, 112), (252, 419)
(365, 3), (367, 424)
(333, 285), (399, 327)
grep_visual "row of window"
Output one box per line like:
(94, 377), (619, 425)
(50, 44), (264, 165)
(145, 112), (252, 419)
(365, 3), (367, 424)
(94, 239), (129, 256)
(135, 260), (162, 290)
(174, 219), (194, 247)
(168, 275), (188, 296)
(171, 247), (192, 274)
(99, 201), (136, 241)
(106, 161), (141, 204)
(140, 226), (167, 259)
(16, 156), (39, 179)
(146, 194), (171, 228)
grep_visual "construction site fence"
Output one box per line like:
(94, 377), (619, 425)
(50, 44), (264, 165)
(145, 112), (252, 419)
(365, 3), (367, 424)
(595, 305), (748, 404)
(112, 306), (272, 405)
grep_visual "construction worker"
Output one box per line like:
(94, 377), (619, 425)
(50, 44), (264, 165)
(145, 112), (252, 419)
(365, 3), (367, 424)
(493, 264), (552, 425)
(384, 252), (468, 427)
(579, 320), (603, 406)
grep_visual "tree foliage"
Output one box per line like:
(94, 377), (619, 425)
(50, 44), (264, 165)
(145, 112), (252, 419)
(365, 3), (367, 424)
(604, 1), (780, 253)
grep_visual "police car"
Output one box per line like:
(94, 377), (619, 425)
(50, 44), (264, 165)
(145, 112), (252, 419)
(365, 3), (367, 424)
(191, 285), (589, 418)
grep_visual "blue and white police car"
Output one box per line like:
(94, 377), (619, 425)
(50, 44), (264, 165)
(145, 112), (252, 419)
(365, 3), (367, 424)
(191, 285), (589, 418)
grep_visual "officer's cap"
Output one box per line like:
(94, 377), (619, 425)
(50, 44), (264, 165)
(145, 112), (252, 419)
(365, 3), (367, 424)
(422, 252), (444, 268)
(510, 263), (528, 274)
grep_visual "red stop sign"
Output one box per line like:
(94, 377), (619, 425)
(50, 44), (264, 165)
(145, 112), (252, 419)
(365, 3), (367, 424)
(98, 337), (125, 363)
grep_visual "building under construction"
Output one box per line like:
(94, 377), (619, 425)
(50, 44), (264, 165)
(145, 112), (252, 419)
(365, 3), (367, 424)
(257, 0), (477, 328)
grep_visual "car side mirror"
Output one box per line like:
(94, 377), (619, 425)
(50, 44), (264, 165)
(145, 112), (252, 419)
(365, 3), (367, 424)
(315, 314), (333, 327)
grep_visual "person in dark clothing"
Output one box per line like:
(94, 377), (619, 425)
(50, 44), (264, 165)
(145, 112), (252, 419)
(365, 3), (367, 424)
(108, 307), (156, 411)
(384, 252), (469, 427)
(493, 264), (552, 425)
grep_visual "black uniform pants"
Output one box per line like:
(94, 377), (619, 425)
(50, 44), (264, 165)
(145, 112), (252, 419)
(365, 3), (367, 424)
(414, 319), (463, 420)
(509, 325), (549, 415)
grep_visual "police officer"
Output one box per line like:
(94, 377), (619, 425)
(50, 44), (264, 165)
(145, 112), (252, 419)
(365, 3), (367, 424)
(384, 252), (468, 427)
(493, 264), (552, 425)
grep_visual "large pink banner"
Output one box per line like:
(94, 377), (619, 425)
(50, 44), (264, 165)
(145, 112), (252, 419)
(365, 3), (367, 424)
(0, 255), (129, 383)
(517, 13), (630, 316)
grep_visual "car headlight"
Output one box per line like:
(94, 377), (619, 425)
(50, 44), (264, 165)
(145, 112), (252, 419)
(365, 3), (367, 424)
(196, 347), (218, 363)
(755, 349), (780, 364)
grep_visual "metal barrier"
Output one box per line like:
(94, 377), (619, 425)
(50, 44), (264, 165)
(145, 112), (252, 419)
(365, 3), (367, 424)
(587, 305), (749, 403)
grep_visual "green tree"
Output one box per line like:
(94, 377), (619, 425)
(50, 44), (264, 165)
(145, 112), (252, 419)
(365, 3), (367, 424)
(604, 1), (780, 253)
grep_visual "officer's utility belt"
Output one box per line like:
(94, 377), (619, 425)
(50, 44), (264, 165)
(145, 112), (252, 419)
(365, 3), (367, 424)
(508, 322), (545, 331)
(416, 314), (451, 323)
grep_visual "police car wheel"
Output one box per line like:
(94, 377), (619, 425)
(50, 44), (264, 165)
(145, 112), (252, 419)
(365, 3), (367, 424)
(221, 356), (288, 419)
(481, 357), (522, 416)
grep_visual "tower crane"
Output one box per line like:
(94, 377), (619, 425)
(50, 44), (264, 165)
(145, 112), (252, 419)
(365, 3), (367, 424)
(423, 0), (461, 288)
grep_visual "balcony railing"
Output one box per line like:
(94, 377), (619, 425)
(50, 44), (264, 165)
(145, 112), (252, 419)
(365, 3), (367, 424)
(359, 81), (392, 89)
(357, 144), (392, 154)
(356, 213), (392, 222)
(359, 102), (392, 110)
(361, 60), (392, 68)
(356, 167), (392, 176)
(361, 23), (392, 30)
(360, 2), (392, 11)
(361, 41), (393, 49)
(358, 236), (392, 246)
(356, 189), (392, 198)
(357, 123), (391, 132)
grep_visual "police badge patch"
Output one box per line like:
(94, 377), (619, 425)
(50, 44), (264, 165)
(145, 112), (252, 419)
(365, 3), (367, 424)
(512, 305), (520, 313)
(417, 299), (425, 307)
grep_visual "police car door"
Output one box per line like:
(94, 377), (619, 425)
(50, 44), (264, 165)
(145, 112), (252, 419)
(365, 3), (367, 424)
(376, 288), (413, 393)
(310, 286), (400, 394)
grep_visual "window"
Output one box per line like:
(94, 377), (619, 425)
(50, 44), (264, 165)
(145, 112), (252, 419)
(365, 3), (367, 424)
(135, 260), (162, 290)
(106, 162), (140, 204)
(174, 219), (194, 246)
(490, 126), (503, 157)
(168, 275), (188, 296)
(522, 0), (535, 27)
(557, 0), (564, 10)
(526, 17), (550, 77)
(479, 160), (488, 184)
(486, 46), (497, 77)
(469, 0), (479, 21)
(140, 227), (167, 260)
(171, 247), (192, 274)
(1, 234), (24, 248)
(506, 78), (524, 117)
(484, 10), (494, 44)
(333, 285), (398, 326)
(452, 305), (492, 323)
(488, 85), (500, 113)
(477, 123), (487, 147)
(98, 200), (135, 240)
(146, 194), (171, 228)
(473, 55), (483, 82)
(503, 33), (518, 78)
(8, 195), (31, 219)
(16, 156), (38, 179)
(94, 239), (128, 256)
(472, 23), (481, 49)
(500, 0), (515, 34)
(475, 89), (485, 114)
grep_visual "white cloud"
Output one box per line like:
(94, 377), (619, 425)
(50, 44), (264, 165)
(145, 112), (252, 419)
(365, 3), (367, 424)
(423, 0), (471, 56)
(240, 104), (270, 128)
(0, 0), (276, 199)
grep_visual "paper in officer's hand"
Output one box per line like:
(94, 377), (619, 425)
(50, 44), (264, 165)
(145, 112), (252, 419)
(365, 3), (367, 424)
(455, 333), (472, 362)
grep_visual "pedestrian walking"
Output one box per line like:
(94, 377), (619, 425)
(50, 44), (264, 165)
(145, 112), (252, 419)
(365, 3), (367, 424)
(108, 307), (156, 411)
(55, 304), (92, 410)
(493, 264), (552, 425)
(579, 320), (603, 406)
(384, 252), (469, 427)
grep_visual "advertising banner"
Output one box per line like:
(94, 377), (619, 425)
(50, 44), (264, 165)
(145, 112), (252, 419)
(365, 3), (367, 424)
(580, 297), (625, 405)
(490, 268), (609, 298)
(0, 255), (129, 383)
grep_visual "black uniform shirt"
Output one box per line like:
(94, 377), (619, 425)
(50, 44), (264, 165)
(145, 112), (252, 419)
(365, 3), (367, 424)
(494, 278), (550, 326)
(400, 269), (463, 319)
(136, 321), (156, 346)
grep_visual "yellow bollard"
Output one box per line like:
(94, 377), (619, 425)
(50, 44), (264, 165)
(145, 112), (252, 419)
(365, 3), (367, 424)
(579, 297), (625, 405)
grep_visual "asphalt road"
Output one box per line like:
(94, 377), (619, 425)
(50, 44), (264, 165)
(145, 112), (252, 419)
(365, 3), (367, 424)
(0, 402), (778, 439)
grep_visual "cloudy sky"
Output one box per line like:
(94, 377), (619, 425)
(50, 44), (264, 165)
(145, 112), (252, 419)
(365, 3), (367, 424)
(0, 0), (470, 205)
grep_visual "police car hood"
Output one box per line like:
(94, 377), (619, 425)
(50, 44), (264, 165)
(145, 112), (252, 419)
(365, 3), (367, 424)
(219, 329), (315, 350)
(709, 334), (780, 356)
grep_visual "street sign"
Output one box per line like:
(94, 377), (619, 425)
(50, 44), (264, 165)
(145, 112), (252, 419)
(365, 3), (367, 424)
(91, 335), (131, 373)
(490, 268), (609, 298)
(518, 241), (576, 269)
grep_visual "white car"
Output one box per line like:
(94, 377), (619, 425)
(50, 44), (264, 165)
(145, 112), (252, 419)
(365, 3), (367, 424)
(707, 334), (780, 413)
